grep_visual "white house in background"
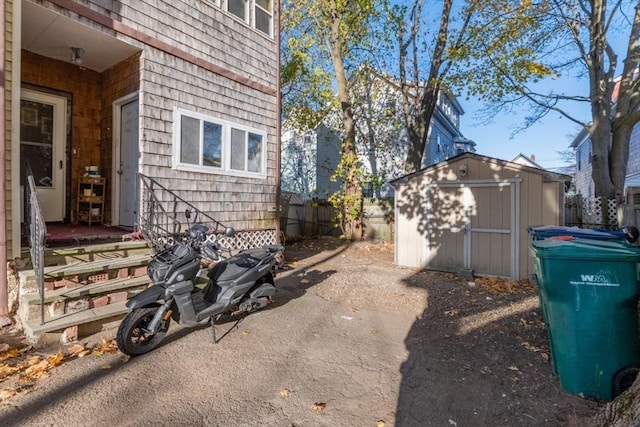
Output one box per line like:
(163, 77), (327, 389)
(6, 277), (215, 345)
(570, 125), (640, 200)
(281, 67), (475, 200)
(280, 125), (342, 200)
(511, 153), (544, 169)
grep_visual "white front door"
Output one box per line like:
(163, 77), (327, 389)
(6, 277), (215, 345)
(114, 96), (139, 228)
(20, 90), (67, 222)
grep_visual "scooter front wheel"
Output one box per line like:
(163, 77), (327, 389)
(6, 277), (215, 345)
(116, 307), (170, 356)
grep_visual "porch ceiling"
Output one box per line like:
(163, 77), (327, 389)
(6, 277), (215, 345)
(22, 1), (140, 73)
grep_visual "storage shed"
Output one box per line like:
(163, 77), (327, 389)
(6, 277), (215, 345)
(391, 153), (571, 279)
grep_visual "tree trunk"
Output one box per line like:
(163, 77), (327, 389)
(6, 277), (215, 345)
(592, 376), (640, 426)
(327, 7), (363, 241)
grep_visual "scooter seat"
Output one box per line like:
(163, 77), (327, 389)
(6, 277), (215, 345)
(207, 249), (270, 283)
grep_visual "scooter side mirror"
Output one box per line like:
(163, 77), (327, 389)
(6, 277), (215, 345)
(224, 227), (236, 237)
(185, 209), (191, 219)
(622, 225), (639, 243)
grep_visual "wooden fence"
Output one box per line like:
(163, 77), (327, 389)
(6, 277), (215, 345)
(281, 198), (394, 242)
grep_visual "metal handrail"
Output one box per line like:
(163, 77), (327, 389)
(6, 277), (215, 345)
(137, 174), (231, 251)
(23, 163), (47, 325)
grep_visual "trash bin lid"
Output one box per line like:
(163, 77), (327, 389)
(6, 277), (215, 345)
(531, 238), (640, 261)
(528, 226), (626, 240)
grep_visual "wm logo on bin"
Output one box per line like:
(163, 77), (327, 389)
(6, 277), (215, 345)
(580, 275), (608, 283)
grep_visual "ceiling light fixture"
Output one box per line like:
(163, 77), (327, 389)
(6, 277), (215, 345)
(70, 47), (85, 65)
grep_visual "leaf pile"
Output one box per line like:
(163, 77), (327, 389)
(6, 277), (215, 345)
(474, 277), (536, 295)
(0, 338), (121, 401)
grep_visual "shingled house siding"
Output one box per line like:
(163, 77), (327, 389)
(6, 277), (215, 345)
(139, 48), (278, 230)
(45, 0), (279, 231)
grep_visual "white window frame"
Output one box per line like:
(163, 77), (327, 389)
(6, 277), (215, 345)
(223, 0), (273, 38)
(173, 107), (267, 179)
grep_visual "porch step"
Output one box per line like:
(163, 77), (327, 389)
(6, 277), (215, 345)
(18, 253), (151, 294)
(16, 239), (154, 342)
(23, 301), (129, 336)
(21, 275), (152, 306)
(18, 240), (151, 269)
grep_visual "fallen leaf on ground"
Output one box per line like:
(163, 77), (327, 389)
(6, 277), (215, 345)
(522, 342), (543, 353)
(377, 420), (386, 427)
(49, 350), (64, 367)
(444, 309), (459, 316)
(0, 389), (16, 400)
(279, 389), (290, 397)
(311, 402), (326, 411)
(67, 343), (86, 356)
(0, 348), (20, 362)
(92, 338), (119, 356)
(507, 365), (519, 371)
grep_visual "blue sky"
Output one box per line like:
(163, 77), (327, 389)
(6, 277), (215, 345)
(459, 94), (588, 170)
(456, 8), (632, 172)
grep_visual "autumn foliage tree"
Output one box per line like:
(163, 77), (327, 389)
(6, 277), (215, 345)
(450, 0), (640, 202)
(383, 0), (472, 174)
(281, 0), (382, 240)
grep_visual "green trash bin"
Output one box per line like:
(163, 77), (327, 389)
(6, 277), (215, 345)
(530, 237), (640, 401)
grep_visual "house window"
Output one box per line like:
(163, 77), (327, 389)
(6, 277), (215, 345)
(225, 0), (272, 37)
(255, 0), (272, 36)
(227, 0), (247, 21)
(174, 108), (266, 177)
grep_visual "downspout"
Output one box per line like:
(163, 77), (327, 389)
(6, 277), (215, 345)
(275, 0), (282, 244)
(0, 0), (8, 321)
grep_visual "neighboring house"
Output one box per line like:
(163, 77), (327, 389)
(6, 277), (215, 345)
(570, 74), (640, 200)
(281, 67), (475, 200)
(570, 125), (640, 200)
(280, 125), (341, 200)
(3, 1), (279, 279)
(511, 153), (544, 169)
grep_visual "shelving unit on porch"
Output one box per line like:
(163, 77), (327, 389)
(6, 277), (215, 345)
(77, 177), (105, 225)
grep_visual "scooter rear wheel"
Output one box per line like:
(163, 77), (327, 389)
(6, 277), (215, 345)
(116, 307), (170, 356)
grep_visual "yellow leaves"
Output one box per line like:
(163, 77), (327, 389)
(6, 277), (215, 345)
(474, 277), (536, 295)
(0, 337), (121, 402)
(311, 402), (327, 411)
(279, 388), (291, 397)
(0, 389), (16, 400)
(0, 348), (20, 362)
(48, 350), (64, 368)
(91, 338), (119, 356)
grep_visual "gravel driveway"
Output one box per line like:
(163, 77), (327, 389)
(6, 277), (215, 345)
(0, 238), (599, 426)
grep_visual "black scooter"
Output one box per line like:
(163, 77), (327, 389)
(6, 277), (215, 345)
(116, 211), (284, 356)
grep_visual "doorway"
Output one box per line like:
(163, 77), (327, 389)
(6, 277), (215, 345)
(113, 94), (140, 229)
(20, 89), (67, 222)
(425, 181), (519, 278)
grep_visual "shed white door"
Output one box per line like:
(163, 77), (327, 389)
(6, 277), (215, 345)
(426, 181), (519, 278)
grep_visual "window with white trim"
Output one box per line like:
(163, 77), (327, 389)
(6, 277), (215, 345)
(225, 0), (273, 37)
(174, 108), (266, 178)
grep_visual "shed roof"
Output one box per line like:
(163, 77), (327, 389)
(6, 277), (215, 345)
(390, 152), (572, 186)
